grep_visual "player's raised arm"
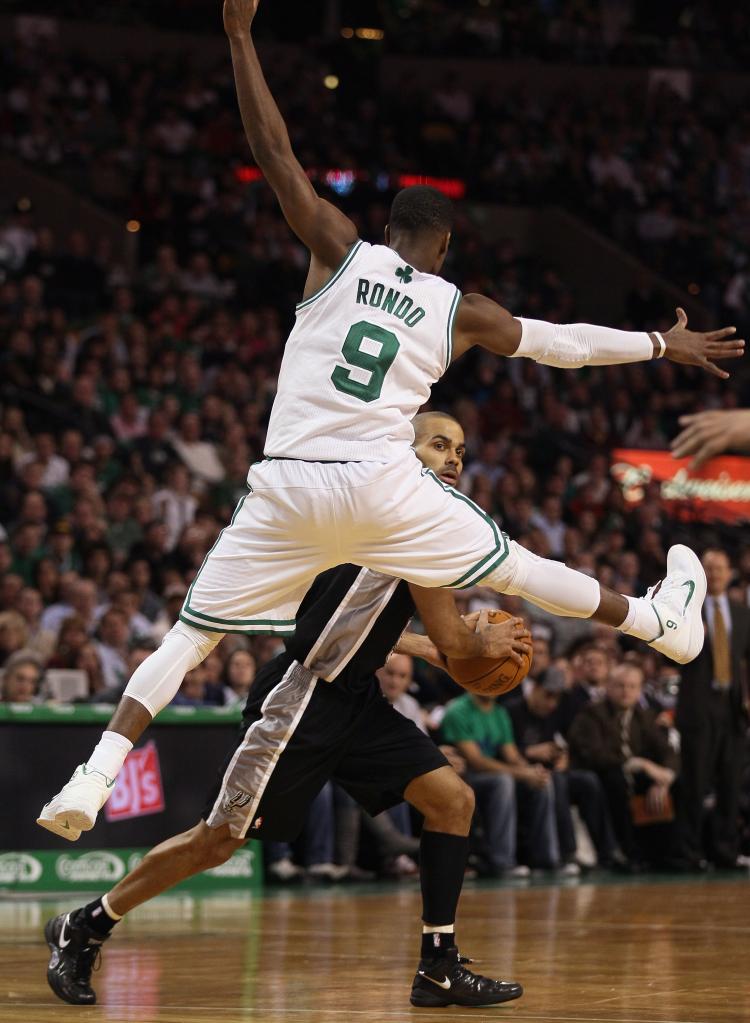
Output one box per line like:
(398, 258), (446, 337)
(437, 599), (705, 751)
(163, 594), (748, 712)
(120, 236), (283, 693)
(453, 296), (744, 378)
(223, 0), (358, 271)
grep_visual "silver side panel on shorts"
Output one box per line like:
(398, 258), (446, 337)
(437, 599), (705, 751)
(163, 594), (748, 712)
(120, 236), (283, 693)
(303, 568), (401, 681)
(207, 660), (318, 839)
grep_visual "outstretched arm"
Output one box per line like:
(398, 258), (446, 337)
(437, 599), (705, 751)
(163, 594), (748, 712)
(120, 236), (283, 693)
(223, 0), (358, 273)
(453, 296), (744, 378)
(671, 408), (750, 468)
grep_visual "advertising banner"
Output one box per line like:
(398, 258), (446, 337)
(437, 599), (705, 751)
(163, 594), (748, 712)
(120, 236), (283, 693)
(611, 449), (750, 523)
(0, 846), (260, 893)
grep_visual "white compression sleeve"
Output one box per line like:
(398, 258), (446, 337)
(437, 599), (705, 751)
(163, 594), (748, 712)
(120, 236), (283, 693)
(486, 542), (601, 618)
(513, 317), (653, 368)
(123, 620), (221, 717)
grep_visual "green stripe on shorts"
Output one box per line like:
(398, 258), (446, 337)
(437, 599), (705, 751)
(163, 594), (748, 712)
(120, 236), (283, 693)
(423, 469), (509, 588)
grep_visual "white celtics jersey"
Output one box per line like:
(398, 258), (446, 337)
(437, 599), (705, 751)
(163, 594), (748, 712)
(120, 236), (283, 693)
(264, 240), (461, 462)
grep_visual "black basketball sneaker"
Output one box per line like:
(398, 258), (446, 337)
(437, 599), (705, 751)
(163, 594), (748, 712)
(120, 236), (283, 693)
(45, 911), (108, 1005)
(410, 946), (523, 1007)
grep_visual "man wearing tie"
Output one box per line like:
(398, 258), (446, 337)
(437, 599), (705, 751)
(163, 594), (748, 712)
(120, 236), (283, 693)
(675, 548), (750, 869)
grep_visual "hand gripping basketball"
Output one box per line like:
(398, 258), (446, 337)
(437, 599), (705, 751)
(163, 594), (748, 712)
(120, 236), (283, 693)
(447, 610), (533, 697)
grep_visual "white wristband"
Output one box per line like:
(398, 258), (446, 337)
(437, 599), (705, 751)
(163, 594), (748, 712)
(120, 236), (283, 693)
(652, 331), (666, 358)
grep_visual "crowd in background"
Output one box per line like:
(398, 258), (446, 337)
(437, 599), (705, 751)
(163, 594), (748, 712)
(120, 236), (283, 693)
(2, 30), (750, 325)
(6, 1), (750, 70)
(1, 10), (750, 879)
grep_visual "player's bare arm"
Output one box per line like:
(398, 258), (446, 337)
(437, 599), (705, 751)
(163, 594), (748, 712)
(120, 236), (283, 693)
(408, 585), (532, 665)
(395, 630), (449, 671)
(452, 295), (744, 378)
(671, 408), (750, 468)
(223, 0), (358, 292)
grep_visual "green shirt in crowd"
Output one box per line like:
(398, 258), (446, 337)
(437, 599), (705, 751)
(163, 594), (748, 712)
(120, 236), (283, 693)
(441, 693), (515, 758)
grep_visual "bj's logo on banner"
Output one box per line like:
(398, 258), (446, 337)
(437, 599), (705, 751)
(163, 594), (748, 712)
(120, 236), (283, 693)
(105, 740), (165, 822)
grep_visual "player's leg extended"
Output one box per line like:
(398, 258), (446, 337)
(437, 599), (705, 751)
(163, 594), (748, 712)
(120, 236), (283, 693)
(37, 621), (221, 840)
(485, 540), (707, 663)
(45, 821), (241, 1006)
(362, 459), (705, 665)
(404, 766), (523, 1007)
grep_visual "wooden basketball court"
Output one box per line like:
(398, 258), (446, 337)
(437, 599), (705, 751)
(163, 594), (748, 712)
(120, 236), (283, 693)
(2, 876), (749, 1022)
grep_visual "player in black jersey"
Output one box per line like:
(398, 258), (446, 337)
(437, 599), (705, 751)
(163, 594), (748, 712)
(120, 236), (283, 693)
(45, 411), (531, 1010)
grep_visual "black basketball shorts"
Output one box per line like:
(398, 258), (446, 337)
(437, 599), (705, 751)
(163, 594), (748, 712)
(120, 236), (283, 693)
(204, 656), (448, 841)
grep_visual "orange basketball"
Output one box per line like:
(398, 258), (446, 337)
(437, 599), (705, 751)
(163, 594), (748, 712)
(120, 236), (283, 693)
(446, 609), (533, 697)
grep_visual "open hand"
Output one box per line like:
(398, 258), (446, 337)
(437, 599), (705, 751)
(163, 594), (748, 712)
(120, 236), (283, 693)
(671, 408), (750, 469)
(476, 610), (532, 666)
(223, 0), (260, 38)
(662, 307), (744, 379)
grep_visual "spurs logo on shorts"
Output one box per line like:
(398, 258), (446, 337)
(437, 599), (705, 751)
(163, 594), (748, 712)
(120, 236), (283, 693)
(222, 790), (252, 812)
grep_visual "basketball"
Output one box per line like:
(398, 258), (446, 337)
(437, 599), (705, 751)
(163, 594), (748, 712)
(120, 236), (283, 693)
(446, 610), (533, 697)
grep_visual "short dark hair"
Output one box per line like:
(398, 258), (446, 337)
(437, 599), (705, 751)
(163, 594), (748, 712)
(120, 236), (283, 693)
(412, 410), (462, 444)
(389, 186), (453, 236)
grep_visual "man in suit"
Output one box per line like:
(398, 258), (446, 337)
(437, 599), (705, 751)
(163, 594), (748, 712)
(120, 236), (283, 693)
(675, 548), (750, 869)
(555, 641), (611, 739)
(568, 662), (679, 866)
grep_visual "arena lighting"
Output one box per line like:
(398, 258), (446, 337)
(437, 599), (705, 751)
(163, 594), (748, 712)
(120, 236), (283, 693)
(396, 174), (466, 199)
(323, 74), (340, 89)
(324, 169), (356, 196)
(341, 27), (354, 38)
(233, 166), (467, 199)
(354, 27), (385, 40)
(235, 166), (264, 184)
(125, 219), (141, 233)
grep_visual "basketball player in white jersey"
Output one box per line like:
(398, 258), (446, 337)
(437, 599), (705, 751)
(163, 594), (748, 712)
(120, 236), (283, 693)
(38, 0), (743, 843)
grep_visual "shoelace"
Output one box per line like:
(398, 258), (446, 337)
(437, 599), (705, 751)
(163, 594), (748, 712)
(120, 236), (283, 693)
(74, 942), (103, 983)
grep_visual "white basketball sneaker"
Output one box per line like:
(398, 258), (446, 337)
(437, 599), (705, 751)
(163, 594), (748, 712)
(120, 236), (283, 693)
(36, 765), (115, 842)
(647, 544), (707, 665)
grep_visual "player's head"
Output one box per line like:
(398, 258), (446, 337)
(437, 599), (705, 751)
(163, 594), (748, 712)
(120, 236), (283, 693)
(385, 186), (454, 273)
(412, 411), (465, 485)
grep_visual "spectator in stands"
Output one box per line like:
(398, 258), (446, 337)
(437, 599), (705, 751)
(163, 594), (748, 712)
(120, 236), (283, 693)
(556, 642), (611, 738)
(173, 665), (208, 707)
(507, 669), (615, 870)
(46, 615), (90, 670)
(568, 662), (678, 868)
(152, 463), (198, 551)
(220, 648), (257, 706)
(94, 608), (130, 694)
(0, 610), (30, 666)
(674, 548), (750, 870)
(376, 653), (426, 877)
(0, 652), (43, 703)
(40, 576), (98, 635)
(442, 691), (559, 876)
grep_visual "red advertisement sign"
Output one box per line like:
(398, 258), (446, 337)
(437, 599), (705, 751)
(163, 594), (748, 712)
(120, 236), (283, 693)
(105, 741), (165, 823)
(611, 449), (750, 524)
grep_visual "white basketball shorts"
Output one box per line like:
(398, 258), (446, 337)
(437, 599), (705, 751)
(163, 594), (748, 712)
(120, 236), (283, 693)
(180, 449), (513, 635)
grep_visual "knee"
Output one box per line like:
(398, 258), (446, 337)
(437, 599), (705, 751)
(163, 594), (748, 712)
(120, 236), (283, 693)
(450, 779), (475, 824)
(184, 823), (240, 870)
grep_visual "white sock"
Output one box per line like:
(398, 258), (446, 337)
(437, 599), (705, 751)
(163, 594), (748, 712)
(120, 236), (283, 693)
(422, 924), (455, 934)
(620, 596), (660, 641)
(101, 893), (123, 921)
(87, 731), (133, 781)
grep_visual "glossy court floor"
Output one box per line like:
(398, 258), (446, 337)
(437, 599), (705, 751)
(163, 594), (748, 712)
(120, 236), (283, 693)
(2, 875), (750, 1023)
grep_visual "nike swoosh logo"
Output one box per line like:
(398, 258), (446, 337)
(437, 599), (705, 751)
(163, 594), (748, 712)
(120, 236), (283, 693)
(58, 914), (71, 949)
(681, 580), (695, 612)
(418, 971), (451, 990)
